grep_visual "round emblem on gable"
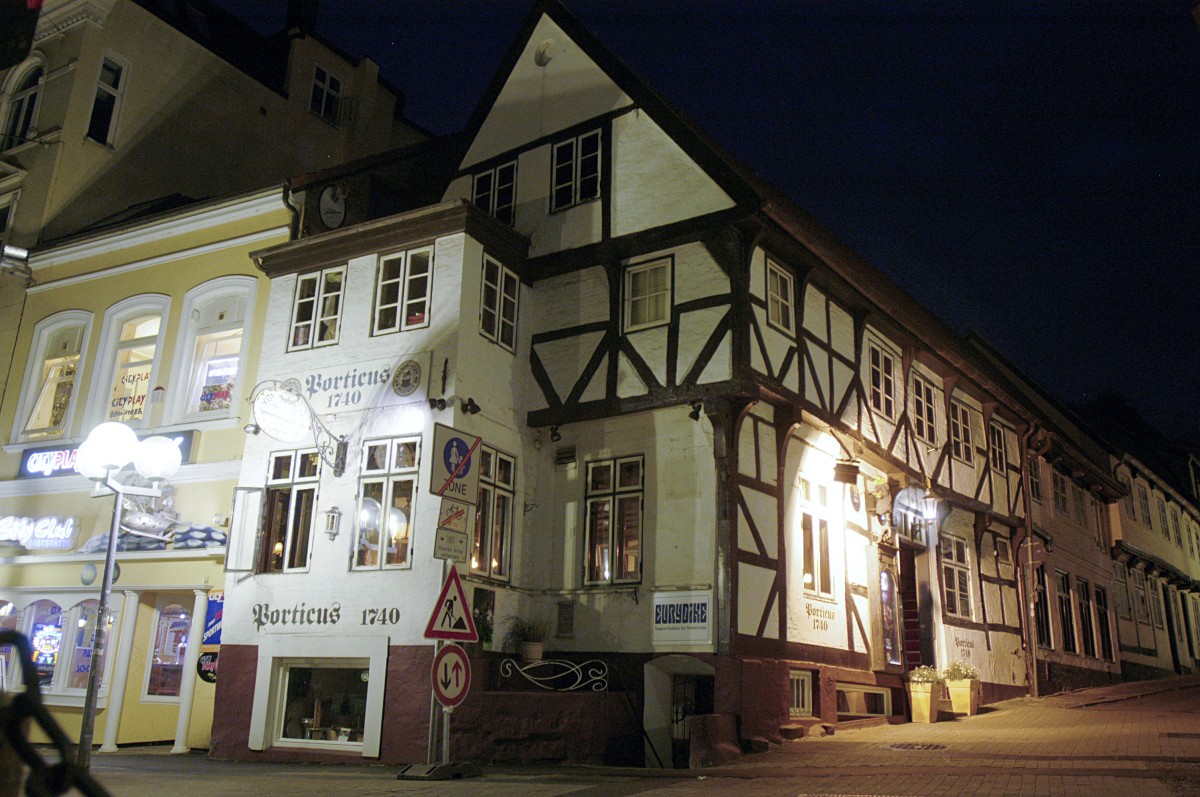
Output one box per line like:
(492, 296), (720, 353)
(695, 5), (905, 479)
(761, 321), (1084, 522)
(391, 359), (422, 397)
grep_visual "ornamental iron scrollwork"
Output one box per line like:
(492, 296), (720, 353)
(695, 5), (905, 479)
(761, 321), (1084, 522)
(498, 657), (609, 692)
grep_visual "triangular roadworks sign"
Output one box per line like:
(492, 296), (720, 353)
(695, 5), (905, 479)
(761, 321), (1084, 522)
(423, 567), (478, 642)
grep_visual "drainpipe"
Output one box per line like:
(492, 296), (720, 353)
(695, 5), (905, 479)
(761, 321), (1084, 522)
(283, 181), (304, 240)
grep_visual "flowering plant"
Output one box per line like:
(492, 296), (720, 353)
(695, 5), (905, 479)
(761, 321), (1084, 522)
(943, 660), (980, 681)
(904, 665), (943, 684)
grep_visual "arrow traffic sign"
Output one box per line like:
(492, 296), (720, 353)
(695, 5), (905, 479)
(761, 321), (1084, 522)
(431, 644), (471, 708)
(423, 567), (478, 642)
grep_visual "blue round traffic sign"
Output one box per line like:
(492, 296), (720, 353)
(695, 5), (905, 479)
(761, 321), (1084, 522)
(443, 437), (472, 479)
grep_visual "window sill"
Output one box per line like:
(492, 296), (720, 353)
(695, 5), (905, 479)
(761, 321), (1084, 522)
(41, 692), (106, 709)
(623, 321), (669, 335)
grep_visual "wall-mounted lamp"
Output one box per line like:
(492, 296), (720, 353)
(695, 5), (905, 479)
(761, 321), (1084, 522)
(688, 402), (703, 421)
(324, 506), (342, 541)
(428, 397), (447, 411)
(461, 397), (482, 415)
(550, 426), (562, 443)
(243, 422), (260, 435)
(833, 460), (860, 485)
(919, 488), (939, 521)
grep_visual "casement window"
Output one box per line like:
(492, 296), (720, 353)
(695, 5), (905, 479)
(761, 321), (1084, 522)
(940, 535), (972, 619)
(1071, 485), (1087, 526)
(836, 684), (891, 718)
(144, 597), (188, 699)
(354, 438), (419, 571)
(988, 424), (1008, 471)
(170, 277), (254, 422)
(766, 259), (794, 333)
(799, 477), (834, 598)
(1077, 578), (1096, 657)
(1052, 471), (1068, 514)
(995, 537), (1011, 564)
(949, 402), (974, 465)
(472, 161), (517, 226)
(551, 129), (601, 211)
(1055, 571), (1076, 653)
(289, 267), (344, 350)
(373, 247), (432, 335)
(1130, 570), (1150, 624)
(479, 255), (518, 351)
(87, 57), (126, 145)
(1112, 562), (1132, 620)
(1033, 565), (1052, 647)
(1028, 457), (1042, 502)
(789, 670), (812, 718)
(105, 314), (161, 425)
(1149, 580), (1165, 629)
(259, 450), (320, 573)
(1157, 499), (1169, 540)
(912, 375), (937, 444)
(1170, 508), (1182, 546)
(471, 446), (515, 581)
(1138, 486), (1151, 525)
(310, 65), (343, 125)
(1119, 479), (1136, 517)
(3, 63), (42, 150)
(624, 257), (672, 332)
(18, 599), (111, 696)
(1094, 586), (1114, 661)
(17, 314), (88, 440)
(584, 455), (644, 585)
(867, 342), (895, 418)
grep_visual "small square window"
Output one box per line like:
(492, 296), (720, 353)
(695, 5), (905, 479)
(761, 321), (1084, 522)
(624, 258), (671, 332)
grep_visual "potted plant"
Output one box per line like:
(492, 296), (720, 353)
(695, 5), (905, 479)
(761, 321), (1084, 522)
(501, 616), (551, 662)
(942, 660), (982, 716)
(904, 665), (944, 723)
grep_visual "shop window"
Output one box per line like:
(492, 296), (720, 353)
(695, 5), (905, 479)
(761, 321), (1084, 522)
(471, 446), (515, 581)
(473, 161), (517, 226)
(1056, 570), (1076, 653)
(279, 662), (369, 747)
(624, 257), (671, 332)
(354, 438), (418, 570)
(836, 684), (891, 719)
(259, 450), (320, 573)
(799, 477), (833, 598)
(20, 599), (106, 696)
(940, 535), (972, 619)
(950, 401), (974, 465)
(551, 128), (601, 211)
(87, 56), (126, 146)
(584, 455), (644, 585)
(867, 341), (895, 419)
(145, 599), (189, 699)
(373, 248), (432, 335)
(3, 61), (43, 151)
(789, 670), (812, 718)
(15, 312), (89, 440)
(766, 258), (794, 333)
(170, 277), (254, 422)
(0, 601), (18, 689)
(289, 267), (344, 350)
(480, 255), (518, 352)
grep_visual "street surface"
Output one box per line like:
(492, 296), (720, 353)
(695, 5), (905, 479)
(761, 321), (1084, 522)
(67, 676), (1200, 796)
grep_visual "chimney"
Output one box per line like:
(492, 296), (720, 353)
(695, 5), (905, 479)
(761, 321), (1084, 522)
(286, 0), (318, 36)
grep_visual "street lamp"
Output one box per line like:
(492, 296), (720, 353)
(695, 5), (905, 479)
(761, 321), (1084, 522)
(74, 422), (181, 770)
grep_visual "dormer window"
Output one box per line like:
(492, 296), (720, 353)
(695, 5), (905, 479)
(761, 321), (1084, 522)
(551, 129), (601, 211)
(3, 63), (43, 151)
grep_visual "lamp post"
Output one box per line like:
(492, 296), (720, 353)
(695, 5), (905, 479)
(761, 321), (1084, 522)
(74, 422), (181, 770)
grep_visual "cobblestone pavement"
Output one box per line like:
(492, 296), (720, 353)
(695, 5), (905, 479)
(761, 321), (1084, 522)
(65, 675), (1200, 796)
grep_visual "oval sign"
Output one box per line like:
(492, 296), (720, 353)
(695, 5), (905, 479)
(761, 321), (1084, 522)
(252, 388), (311, 443)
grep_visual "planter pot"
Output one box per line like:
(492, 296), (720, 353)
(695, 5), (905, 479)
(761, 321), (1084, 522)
(946, 678), (981, 716)
(907, 682), (944, 723)
(519, 641), (544, 662)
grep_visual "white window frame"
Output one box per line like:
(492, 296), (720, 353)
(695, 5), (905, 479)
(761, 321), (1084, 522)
(166, 276), (256, 424)
(584, 455), (644, 586)
(141, 594), (190, 703)
(471, 445), (516, 581)
(353, 437), (420, 571)
(912, 373), (937, 445)
(372, 247), (432, 336)
(867, 340), (896, 419)
(988, 423), (1008, 472)
(949, 401), (974, 465)
(766, 258), (794, 333)
(258, 449), (320, 574)
(789, 670), (812, 718)
(479, 254), (518, 352)
(309, 64), (342, 125)
(288, 267), (344, 351)
(550, 128), (601, 212)
(86, 54), (128, 146)
(940, 534), (972, 619)
(835, 684), (891, 717)
(2, 57), (44, 151)
(623, 257), (672, 333)
(798, 476), (834, 599)
(16, 598), (118, 701)
(85, 295), (169, 431)
(472, 161), (517, 226)
(12, 311), (91, 442)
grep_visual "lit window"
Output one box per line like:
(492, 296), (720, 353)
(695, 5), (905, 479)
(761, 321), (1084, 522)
(624, 258), (671, 332)
(480, 255), (518, 351)
(278, 662), (368, 746)
(18, 315), (88, 439)
(868, 342), (895, 418)
(107, 314), (160, 424)
(472, 161), (517, 226)
(949, 402), (974, 465)
(167, 277), (254, 422)
(766, 259), (794, 333)
(145, 599), (189, 698)
(21, 599), (109, 695)
(471, 446), (516, 581)
(988, 424), (1007, 471)
(3, 63), (42, 150)
(551, 129), (601, 211)
(0, 601), (17, 689)
(373, 247), (432, 335)
(259, 450), (320, 573)
(1056, 571), (1076, 653)
(799, 477), (833, 597)
(309, 65), (342, 125)
(354, 439), (418, 570)
(912, 375), (937, 444)
(941, 535), (972, 619)
(289, 267), (344, 350)
(87, 57), (125, 145)
(585, 456), (644, 585)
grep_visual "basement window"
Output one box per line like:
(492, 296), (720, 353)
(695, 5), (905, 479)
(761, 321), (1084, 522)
(835, 684), (891, 720)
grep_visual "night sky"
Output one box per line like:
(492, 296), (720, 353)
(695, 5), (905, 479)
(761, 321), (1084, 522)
(220, 0), (1200, 444)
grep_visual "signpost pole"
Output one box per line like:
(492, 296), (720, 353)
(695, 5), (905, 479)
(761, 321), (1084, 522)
(426, 559), (447, 764)
(442, 707), (451, 767)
